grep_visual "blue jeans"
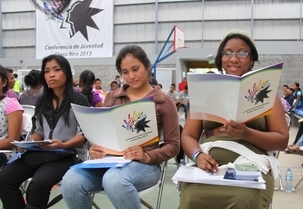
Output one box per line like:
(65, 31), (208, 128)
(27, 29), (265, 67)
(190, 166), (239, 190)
(61, 161), (161, 209)
(180, 104), (188, 119)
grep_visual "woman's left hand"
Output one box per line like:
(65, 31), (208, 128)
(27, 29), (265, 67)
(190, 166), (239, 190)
(224, 120), (249, 140)
(123, 146), (150, 163)
(38, 139), (64, 150)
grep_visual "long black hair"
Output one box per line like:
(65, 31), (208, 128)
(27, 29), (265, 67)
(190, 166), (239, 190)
(215, 31), (259, 73)
(0, 65), (9, 94)
(79, 70), (95, 105)
(24, 69), (41, 87)
(35, 54), (74, 126)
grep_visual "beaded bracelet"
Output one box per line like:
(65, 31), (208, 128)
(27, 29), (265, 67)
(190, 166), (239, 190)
(191, 150), (203, 163)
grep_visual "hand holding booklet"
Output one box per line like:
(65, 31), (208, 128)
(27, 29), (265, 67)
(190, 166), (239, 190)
(71, 98), (159, 155)
(188, 63), (283, 123)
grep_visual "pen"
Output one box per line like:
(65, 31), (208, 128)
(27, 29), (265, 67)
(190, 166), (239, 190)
(211, 166), (214, 175)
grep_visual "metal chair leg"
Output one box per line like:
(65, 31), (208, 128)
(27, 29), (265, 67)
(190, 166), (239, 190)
(274, 173), (284, 191)
(91, 193), (101, 209)
(294, 174), (303, 190)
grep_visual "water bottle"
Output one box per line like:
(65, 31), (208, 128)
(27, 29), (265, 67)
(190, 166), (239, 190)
(285, 167), (293, 193)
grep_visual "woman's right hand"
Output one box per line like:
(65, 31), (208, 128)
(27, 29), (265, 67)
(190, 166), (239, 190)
(196, 153), (219, 173)
(89, 145), (107, 159)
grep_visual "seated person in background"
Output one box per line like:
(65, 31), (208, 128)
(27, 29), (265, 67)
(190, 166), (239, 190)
(157, 83), (163, 90)
(284, 138), (303, 154)
(61, 45), (180, 209)
(0, 54), (90, 209)
(178, 30), (289, 209)
(104, 80), (119, 98)
(284, 87), (295, 108)
(282, 84), (288, 98)
(291, 82), (302, 111)
(178, 85), (189, 119)
(19, 69), (43, 106)
(115, 74), (123, 88)
(0, 65), (23, 162)
(166, 83), (178, 103)
(5, 68), (18, 100)
(78, 70), (102, 107)
(178, 77), (187, 92)
(279, 97), (291, 113)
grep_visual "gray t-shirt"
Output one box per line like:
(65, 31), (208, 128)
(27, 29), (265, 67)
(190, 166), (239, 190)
(178, 91), (189, 103)
(166, 91), (178, 101)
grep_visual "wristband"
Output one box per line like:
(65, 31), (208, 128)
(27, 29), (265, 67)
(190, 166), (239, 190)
(191, 150), (203, 163)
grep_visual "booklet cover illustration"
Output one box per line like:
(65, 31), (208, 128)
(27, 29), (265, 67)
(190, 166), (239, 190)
(71, 98), (159, 155)
(188, 63), (283, 123)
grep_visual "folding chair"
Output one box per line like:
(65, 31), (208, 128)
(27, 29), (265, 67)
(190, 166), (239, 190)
(89, 126), (169, 209)
(268, 114), (292, 209)
(91, 160), (168, 209)
(21, 105), (35, 117)
(294, 146), (303, 190)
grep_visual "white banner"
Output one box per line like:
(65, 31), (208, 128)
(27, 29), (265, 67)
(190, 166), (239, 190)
(35, 0), (113, 59)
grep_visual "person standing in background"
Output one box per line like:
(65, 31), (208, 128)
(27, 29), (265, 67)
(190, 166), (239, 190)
(13, 73), (22, 96)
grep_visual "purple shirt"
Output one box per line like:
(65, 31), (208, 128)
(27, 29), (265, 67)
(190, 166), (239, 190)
(75, 90), (102, 107)
(91, 91), (102, 107)
(5, 89), (19, 100)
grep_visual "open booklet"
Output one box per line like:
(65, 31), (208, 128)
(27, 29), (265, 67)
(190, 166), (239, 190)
(71, 156), (131, 169)
(11, 140), (53, 149)
(188, 63), (283, 123)
(71, 98), (159, 155)
(172, 165), (266, 190)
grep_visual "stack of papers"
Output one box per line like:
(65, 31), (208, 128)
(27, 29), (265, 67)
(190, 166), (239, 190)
(71, 156), (131, 169)
(172, 165), (266, 190)
(11, 140), (53, 149)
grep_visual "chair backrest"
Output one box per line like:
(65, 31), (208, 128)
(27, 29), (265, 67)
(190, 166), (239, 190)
(21, 105), (35, 117)
(21, 113), (33, 136)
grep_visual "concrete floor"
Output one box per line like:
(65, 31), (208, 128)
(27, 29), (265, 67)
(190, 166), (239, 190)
(1, 122), (302, 209)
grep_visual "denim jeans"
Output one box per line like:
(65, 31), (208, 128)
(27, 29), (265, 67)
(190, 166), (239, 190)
(180, 104), (188, 119)
(61, 161), (161, 209)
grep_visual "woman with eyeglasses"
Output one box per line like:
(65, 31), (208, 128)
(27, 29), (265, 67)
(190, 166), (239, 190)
(179, 30), (289, 209)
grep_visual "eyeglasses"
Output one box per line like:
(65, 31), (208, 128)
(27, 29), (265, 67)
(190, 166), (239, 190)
(221, 50), (250, 59)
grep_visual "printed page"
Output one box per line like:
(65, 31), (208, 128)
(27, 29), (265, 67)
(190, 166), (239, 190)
(113, 100), (159, 151)
(188, 73), (240, 124)
(172, 166), (266, 190)
(71, 100), (159, 155)
(237, 63), (283, 123)
(71, 104), (120, 154)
